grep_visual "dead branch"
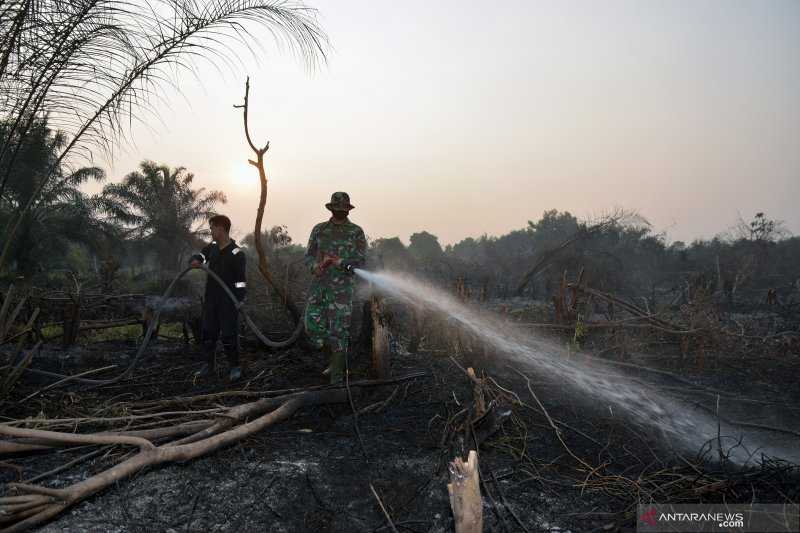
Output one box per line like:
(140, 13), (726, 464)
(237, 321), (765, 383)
(517, 233), (585, 294)
(0, 373), (423, 454)
(370, 484), (399, 533)
(569, 284), (690, 332)
(466, 368), (486, 417)
(1, 336), (40, 400)
(234, 77), (302, 323)
(511, 367), (594, 471)
(17, 365), (117, 403)
(0, 388), (350, 531)
(516, 211), (634, 294)
(0, 286), (28, 343)
(130, 372), (425, 412)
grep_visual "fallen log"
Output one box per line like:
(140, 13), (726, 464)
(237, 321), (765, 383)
(0, 389), (345, 531)
(0, 374), (424, 531)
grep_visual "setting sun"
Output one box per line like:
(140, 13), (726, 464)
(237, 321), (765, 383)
(228, 160), (258, 189)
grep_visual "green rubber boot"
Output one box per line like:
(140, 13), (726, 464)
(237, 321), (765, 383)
(329, 349), (346, 385)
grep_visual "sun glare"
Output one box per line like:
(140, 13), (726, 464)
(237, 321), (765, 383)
(229, 161), (258, 189)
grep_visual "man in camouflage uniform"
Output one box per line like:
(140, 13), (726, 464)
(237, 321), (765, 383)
(304, 192), (367, 384)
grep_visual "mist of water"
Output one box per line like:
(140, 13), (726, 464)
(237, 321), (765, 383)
(355, 268), (798, 465)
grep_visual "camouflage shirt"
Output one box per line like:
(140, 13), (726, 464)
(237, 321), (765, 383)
(303, 218), (367, 354)
(304, 218), (367, 282)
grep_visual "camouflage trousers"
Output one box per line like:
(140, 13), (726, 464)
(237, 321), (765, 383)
(304, 281), (355, 354)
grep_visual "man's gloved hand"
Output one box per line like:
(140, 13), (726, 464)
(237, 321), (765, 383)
(315, 254), (340, 276)
(321, 254), (336, 269)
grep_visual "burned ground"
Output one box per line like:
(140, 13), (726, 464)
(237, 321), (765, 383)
(2, 312), (798, 533)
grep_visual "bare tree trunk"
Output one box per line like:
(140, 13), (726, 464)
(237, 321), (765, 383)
(234, 77), (301, 322)
(371, 294), (390, 379)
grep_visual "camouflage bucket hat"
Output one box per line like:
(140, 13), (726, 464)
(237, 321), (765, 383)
(325, 191), (355, 211)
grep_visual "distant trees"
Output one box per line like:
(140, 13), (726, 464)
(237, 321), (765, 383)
(733, 212), (790, 243)
(98, 161), (225, 273)
(408, 231), (444, 263)
(527, 209), (579, 239)
(371, 237), (414, 270)
(384, 209), (797, 306)
(241, 225), (303, 261)
(269, 225), (293, 248)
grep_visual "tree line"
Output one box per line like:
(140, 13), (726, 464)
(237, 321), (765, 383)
(372, 210), (799, 308)
(2, 117), (796, 311)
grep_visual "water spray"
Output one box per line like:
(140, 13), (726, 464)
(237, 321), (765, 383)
(354, 268), (798, 465)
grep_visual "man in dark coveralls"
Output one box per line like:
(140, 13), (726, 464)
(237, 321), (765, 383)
(190, 215), (246, 382)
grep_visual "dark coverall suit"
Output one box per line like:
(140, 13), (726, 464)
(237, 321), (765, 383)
(191, 240), (247, 368)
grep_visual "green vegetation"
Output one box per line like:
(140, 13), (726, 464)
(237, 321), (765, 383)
(41, 322), (186, 344)
(0, 119), (113, 276)
(0, 0), (328, 274)
(98, 161), (226, 273)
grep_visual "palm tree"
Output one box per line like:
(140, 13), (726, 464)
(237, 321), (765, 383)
(0, 118), (113, 276)
(99, 160), (226, 273)
(0, 0), (329, 272)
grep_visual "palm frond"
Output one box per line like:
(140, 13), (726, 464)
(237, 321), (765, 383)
(0, 0), (329, 271)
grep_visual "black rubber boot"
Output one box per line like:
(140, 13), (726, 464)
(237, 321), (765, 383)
(195, 341), (216, 378)
(223, 338), (241, 381)
(320, 344), (331, 377)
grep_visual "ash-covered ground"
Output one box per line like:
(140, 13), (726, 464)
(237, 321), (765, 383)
(3, 328), (799, 533)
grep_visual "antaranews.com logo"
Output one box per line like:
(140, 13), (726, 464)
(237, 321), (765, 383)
(637, 504), (799, 532)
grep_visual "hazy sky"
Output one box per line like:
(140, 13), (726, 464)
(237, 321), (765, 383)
(98, 0), (800, 246)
